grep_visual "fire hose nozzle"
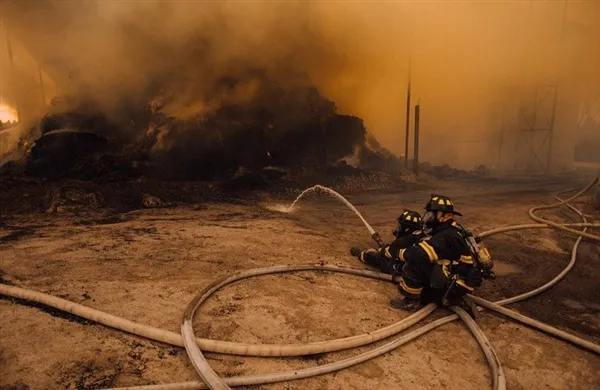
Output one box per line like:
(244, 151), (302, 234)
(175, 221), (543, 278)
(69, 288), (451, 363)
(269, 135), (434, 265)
(371, 232), (385, 248)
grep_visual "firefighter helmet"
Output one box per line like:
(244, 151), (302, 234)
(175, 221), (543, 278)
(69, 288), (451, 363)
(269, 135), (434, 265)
(425, 194), (463, 216)
(397, 209), (423, 230)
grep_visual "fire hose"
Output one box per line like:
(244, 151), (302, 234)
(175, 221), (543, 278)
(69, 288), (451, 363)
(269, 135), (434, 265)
(450, 306), (506, 390)
(0, 270), (437, 357)
(179, 266), (437, 390)
(0, 175), (598, 390)
(176, 176), (599, 390)
(114, 174), (600, 390)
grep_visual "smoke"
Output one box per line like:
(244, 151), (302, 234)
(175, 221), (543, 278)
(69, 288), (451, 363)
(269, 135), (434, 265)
(310, 1), (600, 168)
(3, 1), (321, 118)
(2, 0), (599, 170)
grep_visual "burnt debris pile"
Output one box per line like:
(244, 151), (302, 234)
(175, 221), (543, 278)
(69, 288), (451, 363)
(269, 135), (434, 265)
(20, 70), (389, 182)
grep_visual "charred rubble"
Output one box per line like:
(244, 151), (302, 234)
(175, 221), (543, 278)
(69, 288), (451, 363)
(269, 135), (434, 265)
(20, 70), (380, 182)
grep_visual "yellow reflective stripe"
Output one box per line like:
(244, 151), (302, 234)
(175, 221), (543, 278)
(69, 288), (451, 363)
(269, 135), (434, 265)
(399, 278), (423, 295)
(399, 248), (406, 262)
(460, 255), (474, 264)
(419, 241), (439, 262)
(456, 279), (475, 292)
(359, 251), (365, 262)
(442, 264), (451, 277)
(384, 246), (392, 259)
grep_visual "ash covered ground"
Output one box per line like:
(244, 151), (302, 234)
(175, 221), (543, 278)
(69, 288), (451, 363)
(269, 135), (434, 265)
(0, 169), (599, 390)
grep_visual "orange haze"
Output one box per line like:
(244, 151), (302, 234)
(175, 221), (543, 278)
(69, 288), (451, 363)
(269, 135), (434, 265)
(2, 0), (599, 169)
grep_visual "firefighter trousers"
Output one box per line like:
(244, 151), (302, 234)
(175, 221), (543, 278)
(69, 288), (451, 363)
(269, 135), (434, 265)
(399, 261), (474, 303)
(361, 249), (401, 275)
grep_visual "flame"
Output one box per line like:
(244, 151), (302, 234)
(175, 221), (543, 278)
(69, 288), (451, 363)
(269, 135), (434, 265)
(0, 105), (19, 124)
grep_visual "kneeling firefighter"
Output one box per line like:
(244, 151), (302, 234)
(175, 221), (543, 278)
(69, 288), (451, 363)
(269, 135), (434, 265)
(350, 210), (424, 275)
(391, 194), (494, 312)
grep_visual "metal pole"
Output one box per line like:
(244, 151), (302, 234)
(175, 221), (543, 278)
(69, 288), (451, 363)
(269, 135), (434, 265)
(38, 66), (46, 106)
(413, 103), (420, 177)
(321, 118), (327, 167)
(497, 99), (507, 171)
(547, 86), (558, 171)
(404, 56), (412, 169)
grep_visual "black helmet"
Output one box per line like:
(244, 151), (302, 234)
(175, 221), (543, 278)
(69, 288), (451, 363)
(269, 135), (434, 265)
(397, 209), (423, 230)
(425, 194), (463, 216)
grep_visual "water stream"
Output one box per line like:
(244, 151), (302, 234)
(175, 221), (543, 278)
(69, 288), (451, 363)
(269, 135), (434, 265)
(268, 185), (376, 236)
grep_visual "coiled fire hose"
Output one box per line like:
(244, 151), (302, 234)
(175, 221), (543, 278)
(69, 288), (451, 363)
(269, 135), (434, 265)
(179, 266), (437, 390)
(0, 175), (598, 390)
(117, 174), (600, 390)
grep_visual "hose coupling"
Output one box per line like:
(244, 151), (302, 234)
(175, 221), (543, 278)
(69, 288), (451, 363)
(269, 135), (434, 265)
(371, 232), (385, 248)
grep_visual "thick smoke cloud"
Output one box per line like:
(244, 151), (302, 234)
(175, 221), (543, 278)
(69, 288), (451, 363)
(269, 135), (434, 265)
(2, 0), (599, 170)
(4, 1), (327, 119)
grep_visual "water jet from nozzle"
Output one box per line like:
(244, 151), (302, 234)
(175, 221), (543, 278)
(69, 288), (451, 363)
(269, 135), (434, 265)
(268, 185), (381, 245)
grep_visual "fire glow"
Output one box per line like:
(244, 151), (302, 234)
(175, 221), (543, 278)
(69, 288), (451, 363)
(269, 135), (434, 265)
(0, 105), (19, 124)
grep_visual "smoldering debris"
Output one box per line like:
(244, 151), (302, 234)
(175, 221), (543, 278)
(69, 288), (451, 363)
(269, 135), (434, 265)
(11, 75), (418, 182)
(21, 80), (373, 180)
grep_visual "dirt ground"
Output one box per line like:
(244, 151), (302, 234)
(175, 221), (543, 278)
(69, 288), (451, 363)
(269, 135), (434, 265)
(1, 175), (599, 390)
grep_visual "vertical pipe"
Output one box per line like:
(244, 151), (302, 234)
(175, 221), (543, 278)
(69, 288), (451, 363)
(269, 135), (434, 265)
(547, 86), (558, 171)
(528, 87), (539, 172)
(38, 66), (46, 106)
(321, 118), (327, 167)
(413, 103), (420, 177)
(497, 101), (507, 171)
(404, 57), (412, 169)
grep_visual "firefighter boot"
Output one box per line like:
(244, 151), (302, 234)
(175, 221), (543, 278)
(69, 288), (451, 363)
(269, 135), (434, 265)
(350, 247), (363, 257)
(350, 247), (369, 265)
(389, 294), (422, 311)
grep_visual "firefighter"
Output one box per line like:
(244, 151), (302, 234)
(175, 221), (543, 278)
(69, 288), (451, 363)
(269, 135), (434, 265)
(391, 195), (483, 311)
(350, 210), (424, 275)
